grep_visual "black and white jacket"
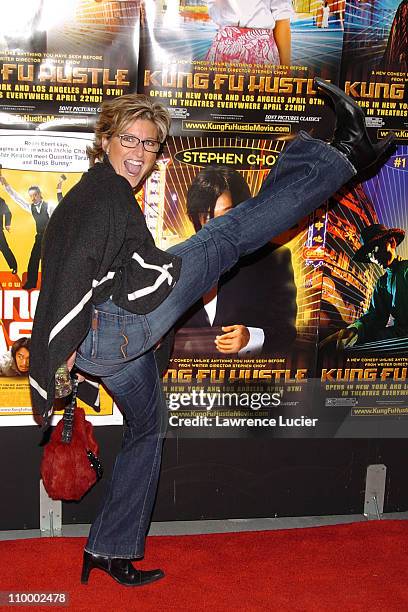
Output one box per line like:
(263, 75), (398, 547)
(29, 157), (181, 426)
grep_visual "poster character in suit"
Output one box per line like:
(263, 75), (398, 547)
(0, 175), (66, 289)
(320, 224), (408, 350)
(174, 166), (297, 356)
(0, 196), (17, 274)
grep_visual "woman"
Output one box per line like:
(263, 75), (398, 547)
(29, 78), (394, 586)
(205, 0), (293, 66)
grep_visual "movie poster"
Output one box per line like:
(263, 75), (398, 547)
(0, 130), (122, 425)
(0, 0), (140, 131)
(316, 146), (408, 436)
(340, 0), (408, 141)
(138, 0), (346, 138)
(139, 135), (326, 437)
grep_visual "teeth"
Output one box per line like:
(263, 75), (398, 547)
(124, 159), (143, 177)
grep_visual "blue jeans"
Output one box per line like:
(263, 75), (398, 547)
(81, 351), (167, 558)
(76, 132), (355, 558)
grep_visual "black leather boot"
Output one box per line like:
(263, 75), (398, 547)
(314, 77), (396, 173)
(81, 551), (164, 586)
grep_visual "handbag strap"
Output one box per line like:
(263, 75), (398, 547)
(61, 378), (79, 444)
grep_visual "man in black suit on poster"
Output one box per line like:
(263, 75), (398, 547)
(173, 166), (297, 357)
(0, 196), (17, 275)
(0, 175), (66, 289)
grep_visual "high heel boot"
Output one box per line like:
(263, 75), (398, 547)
(314, 77), (396, 174)
(81, 550), (164, 586)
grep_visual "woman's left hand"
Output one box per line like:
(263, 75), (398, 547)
(67, 351), (86, 382)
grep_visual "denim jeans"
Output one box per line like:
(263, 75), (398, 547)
(76, 132), (355, 558)
(82, 350), (167, 558)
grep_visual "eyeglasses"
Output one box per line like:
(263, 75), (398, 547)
(117, 133), (162, 153)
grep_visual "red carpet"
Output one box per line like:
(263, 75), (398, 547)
(1, 520), (407, 611)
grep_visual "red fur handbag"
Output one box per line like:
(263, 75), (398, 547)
(41, 379), (103, 501)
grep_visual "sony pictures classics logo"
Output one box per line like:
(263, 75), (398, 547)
(365, 117), (385, 128)
(325, 398), (358, 407)
(169, 108), (189, 119)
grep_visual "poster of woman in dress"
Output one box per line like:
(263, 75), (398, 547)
(139, 0), (346, 138)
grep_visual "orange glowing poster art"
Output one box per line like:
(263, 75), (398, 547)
(316, 146), (408, 437)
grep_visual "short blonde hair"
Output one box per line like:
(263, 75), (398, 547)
(87, 94), (171, 166)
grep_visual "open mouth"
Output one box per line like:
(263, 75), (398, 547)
(124, 159), (143, 176)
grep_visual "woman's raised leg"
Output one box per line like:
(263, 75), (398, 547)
(141, 132), (355, 346)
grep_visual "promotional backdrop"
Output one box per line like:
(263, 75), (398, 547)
(1, 0), (408, 437)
